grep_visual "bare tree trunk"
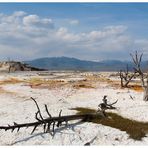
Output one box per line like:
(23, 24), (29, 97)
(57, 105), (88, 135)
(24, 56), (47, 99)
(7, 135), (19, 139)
(119, 68), (135, 88)
(143, 75), (148, 101)
(8, 65), (11, 73)
(143, 86), (148, 101)
(130, 51), (148, 101)
(120, 77), (123, 87)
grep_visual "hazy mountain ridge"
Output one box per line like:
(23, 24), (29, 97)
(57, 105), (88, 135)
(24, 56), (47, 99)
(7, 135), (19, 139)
(25, 57), (148, 71)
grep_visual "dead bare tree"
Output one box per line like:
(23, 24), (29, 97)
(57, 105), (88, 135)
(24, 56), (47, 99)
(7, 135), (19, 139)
(8, 65), (11, 73)
(0, 97), (117, 135)
(130, 51), (148, 101)
(119, 64), (136, 87)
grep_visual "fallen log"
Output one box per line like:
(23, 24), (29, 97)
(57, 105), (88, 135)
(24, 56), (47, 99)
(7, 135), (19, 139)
(0, 98), (105, 135)
(0, 96), (117, 135)
(0, 113), (102, 132)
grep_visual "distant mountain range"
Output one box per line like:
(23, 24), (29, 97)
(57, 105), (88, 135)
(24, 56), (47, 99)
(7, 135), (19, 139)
(25, 57), (148, 71)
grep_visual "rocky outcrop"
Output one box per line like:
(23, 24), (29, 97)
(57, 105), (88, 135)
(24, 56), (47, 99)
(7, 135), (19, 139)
(0, 61), (46, 72)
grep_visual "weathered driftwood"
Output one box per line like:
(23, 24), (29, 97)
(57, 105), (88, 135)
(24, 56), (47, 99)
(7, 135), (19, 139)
(98, 95), (117, 116)
(0, 96), (117, 135)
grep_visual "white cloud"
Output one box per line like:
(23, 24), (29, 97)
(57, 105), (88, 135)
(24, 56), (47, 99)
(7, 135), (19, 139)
(23, 15), (39, 25)
(23, 14), (54, 28)
(104, 25), (127, 34)
(13, 11), (26, 17)
(69, 19), (79, 25)
(0, 11), (147, 61)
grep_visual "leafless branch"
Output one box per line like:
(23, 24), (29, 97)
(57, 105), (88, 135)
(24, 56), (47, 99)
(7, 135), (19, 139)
(0, 97), (116, 135)
(130, 51), (145, 87)
(119, 64), (136, 87)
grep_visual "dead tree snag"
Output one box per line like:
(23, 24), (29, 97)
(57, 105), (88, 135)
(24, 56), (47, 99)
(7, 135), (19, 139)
(130, 51), (148, 101)
(119, 64), (136, 88)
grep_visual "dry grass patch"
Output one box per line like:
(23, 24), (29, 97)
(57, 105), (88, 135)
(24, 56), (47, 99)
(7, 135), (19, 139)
(73, 80), (95, 89)
(128, 85), (144, 92)
(100, 77), (144, 92)
(107, 80), (121, 88)
(27, 77), (67, 89)
(86, 75), (112, 83)
(85, 75), (121, 88)
(28, 78), (95, 90)
(0, 78), (23, 85)
(72, 107), (148, 141)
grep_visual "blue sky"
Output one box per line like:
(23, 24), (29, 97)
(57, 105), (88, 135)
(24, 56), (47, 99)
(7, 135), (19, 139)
(0, 3), (148, 61)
